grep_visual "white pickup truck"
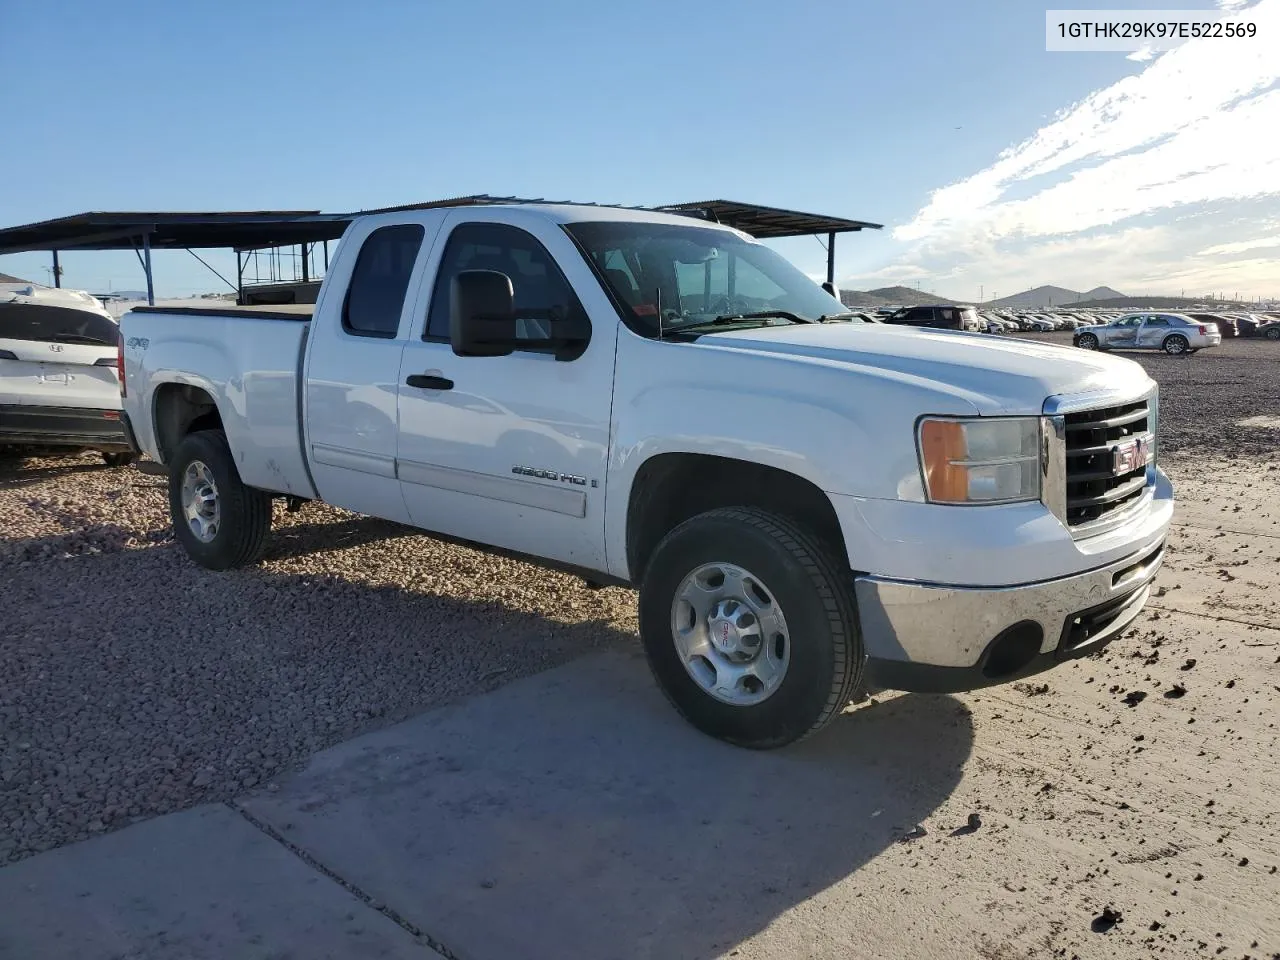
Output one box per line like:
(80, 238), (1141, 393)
(118, 203), (1173, 748)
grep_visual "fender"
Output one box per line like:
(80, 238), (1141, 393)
(602, 331), (983, 579)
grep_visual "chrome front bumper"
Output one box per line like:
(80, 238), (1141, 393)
(854, 533), (1166, 693)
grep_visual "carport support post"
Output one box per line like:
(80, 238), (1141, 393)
(235, 251), (244, 304)
(142, 232), (154, 306)
(301, 243), (309, 282)
(826, 231), (836, 286)
(51, 249), (61, 287)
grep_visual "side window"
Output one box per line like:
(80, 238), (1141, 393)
(342, 223), (425, 338)
(1146, 315), (1170, 327)
(908, 307), (934, 324)
(426, 223), (586, 344)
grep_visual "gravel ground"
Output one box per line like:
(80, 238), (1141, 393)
(1, 334), (1277, 872)
(0, 459), (636, 864)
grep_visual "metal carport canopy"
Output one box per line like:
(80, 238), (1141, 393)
(0, 197), (882, 301)
(0, 210), (347, 254)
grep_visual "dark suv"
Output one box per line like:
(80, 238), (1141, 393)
(884, 304), (981, 332)
(1189, 313), (1237, 338)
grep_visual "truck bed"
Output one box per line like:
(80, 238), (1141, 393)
(131, 304), (313, 321)
(120, 305), (316, 499)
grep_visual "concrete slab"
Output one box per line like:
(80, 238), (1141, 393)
(243, 649), (975, 960)
(0, 803), (438, 960)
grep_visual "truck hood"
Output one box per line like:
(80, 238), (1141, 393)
(698, 323), (1149, 415)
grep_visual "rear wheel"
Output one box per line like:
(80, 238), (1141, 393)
(1076, 333), (1099, 350)
(1266, 327), (1280, 341)
(1163, 334), (1189, 355)
(167, 429), (272, 570)
(638, 507), (863, 749)
(102, 451), (136, 468)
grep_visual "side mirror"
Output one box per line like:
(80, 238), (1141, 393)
(451, 270), (516, 357)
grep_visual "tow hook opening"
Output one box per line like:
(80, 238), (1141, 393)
(981, 621), (1044, 679)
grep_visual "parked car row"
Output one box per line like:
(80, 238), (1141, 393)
(864, 302), (1280, 341)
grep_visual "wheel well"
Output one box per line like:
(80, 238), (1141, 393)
(153, 383), (222, 464)
(625, 454), (847, 581)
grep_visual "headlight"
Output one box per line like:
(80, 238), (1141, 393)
(917, 417), (1041, 504)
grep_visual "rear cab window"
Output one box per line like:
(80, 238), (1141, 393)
(342, 223), (426, 338)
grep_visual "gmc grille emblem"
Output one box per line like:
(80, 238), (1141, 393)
(1112, 436), (1150, 476)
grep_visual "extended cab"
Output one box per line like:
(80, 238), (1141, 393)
(119, 204), (1173, 748)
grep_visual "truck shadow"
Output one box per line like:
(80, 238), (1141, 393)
(0, 456), (109, 490)
(3, 518), (971, 959)
(245, 659), (974, 960)
(262, 513), (416, 561)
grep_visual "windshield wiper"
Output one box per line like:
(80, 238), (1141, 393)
(711, 310), (813, 325)
(816, 312), (864, 323)
(661, 310), (816, 336)
(50, 333), (113, 345)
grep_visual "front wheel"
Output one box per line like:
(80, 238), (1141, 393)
(1076, 333), (1099, 350)
(167, 429), (272, 570)
(1266, 327), (1280, 341)
(1163, 334), (1189, 355)
(638, 507), (864, 749)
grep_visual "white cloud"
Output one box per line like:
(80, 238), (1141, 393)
(869, 0), (1280, 298)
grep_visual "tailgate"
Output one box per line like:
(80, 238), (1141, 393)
(0, 338), (121, 409)
(0, 303), (122, 409)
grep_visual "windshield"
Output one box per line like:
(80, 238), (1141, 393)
(564, 220), (854, 336)
(0, 302), (119, 345)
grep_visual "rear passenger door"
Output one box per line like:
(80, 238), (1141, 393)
(1136, 314), (1170, 349)
(303, 219), (438, 523)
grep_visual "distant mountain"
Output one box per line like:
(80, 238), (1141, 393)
(865, 285), (958, 305)
(986, 285), (1115, 308)
(837, 282), (1137, 311)
(1082, 286), (1126, 301)
(0, 271), (32, 284)
(839, 285), (960, 308)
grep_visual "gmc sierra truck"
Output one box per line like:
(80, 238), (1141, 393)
(118, 203), (1173, 748)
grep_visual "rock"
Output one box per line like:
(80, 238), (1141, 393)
(1123, 691), (1148, 707)
(1091, 907), (1123, 933)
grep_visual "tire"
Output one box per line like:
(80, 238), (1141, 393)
(1266, 327), (1280, 341)
(102, 451), (136, 468)
(1163, 334), (1189, 355)
(638, 507), (864, 749)
(1076, 334), (1099, 350)
(167, 429), (272, 570)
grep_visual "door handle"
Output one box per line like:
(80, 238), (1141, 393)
(405, 374), (454, 390)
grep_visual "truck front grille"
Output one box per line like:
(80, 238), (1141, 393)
(1063, 399), (1151, 527)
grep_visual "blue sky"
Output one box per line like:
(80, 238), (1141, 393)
(1, 0), (1275, 299)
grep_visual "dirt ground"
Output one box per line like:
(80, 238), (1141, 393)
(1, 333), (1278, 957)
